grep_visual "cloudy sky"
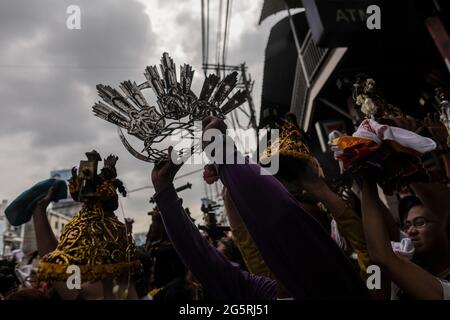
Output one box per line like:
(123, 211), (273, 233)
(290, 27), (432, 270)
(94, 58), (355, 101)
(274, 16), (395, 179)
(0, 0), (285, 233)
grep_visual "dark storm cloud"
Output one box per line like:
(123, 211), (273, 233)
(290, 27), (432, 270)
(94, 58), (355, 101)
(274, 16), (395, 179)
(0, 0), (272, 232)
(0, 0), (155, 148)
(0, 0), (160, 231)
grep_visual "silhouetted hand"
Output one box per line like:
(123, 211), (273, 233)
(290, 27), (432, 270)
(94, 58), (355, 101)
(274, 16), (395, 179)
(202, 116), (227, 150)
(151, 146), (184, 193)
(34, 187), (54, 215)
(203, 164), (219, 184)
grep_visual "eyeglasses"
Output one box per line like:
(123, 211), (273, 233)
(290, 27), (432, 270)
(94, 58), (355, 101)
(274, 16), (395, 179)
(402, 217), (436, 232)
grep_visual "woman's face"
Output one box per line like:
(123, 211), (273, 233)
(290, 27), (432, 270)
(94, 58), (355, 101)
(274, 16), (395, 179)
(404, 205), (448, 257)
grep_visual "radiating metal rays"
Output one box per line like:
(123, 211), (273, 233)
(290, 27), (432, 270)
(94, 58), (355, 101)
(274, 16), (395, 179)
(93, 52), (247, 163)
(212, 71), (238, 107)
(220, 89), (247, 114)
(199, 74), (220, 101)
(118, 125), (201, 163)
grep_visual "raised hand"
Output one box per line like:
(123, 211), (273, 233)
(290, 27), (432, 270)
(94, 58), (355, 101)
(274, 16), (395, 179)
(203, 164), (220, 185)
(202, 116), (227, 150)
(34, 187), (55, 215)
(151, 146), (184, 193)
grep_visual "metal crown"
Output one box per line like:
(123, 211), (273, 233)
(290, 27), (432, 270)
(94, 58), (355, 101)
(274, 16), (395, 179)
(92, 52), (247, 162)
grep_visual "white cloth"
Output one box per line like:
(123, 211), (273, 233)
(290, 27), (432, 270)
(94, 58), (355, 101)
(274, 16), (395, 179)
(439, 279), (450, 300)
(15, 264), (33, 288)
(328, 130), (343, 145)
(391, 237), (415, 260)
(328, 131), (345, 173)
(353, 119), (436, 153)
(10, 249), (24, 264)
(390, 237), (415, 300)
(390, 237), (450, 300)
(331, 219), (347, 251)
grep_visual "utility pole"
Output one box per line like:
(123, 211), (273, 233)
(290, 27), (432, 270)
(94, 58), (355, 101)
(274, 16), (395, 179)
(240, 63), (259, 156)
(202, 63), (258, 133)
(240, 63), (257, 130)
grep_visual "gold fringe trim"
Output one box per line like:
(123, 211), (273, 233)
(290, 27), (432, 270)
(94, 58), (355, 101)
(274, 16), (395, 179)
(37, 260), (140, 282)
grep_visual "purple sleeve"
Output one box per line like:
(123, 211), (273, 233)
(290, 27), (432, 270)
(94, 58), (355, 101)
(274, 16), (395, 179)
(219, 155), (370, 299)
(154, 185), (276, 300)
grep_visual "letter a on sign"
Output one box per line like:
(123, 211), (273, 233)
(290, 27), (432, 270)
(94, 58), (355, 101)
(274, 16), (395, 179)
(366, 5), (381, 30)
(66, 5), (81, 30)
(66, 265), (81, 289)
(366, 265), (381, 290)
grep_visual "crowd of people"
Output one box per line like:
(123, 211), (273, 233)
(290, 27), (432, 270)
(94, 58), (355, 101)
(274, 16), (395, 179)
(1, 77), (450, 301)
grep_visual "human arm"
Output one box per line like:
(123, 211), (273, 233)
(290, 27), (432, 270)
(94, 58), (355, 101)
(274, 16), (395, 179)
(151, 148), (276, 300)
(361, 174), (444, 299)
(33, 188), (58, 257)
(201, 117), (369, 299)
(222, 187), (276, 279)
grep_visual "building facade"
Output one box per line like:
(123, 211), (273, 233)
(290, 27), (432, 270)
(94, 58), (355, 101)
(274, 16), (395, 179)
(0, 199), (25, 257)
(258, 0), (450, 220)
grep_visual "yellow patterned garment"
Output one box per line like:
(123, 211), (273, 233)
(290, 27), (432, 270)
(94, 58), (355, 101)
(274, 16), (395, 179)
(231, 222), (276, 280)
(333, 206), (370, 273)
(38, 204), (139, 282)
(232, 204), (370, 282)
(260, 122), (324, 177)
